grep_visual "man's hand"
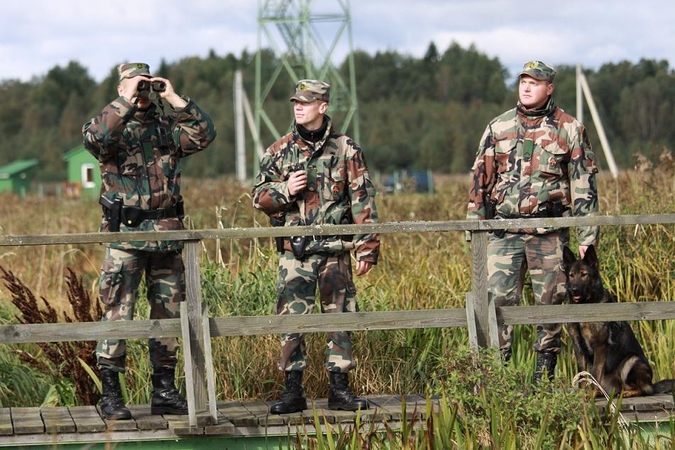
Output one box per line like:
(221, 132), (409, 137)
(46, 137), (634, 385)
(287, 170), (308, 197)
(153, 77), (188, 109)
(119, 76), (144, 103)
(356, 260), (373, 276)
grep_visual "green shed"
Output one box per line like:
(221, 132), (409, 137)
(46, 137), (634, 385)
(0, 159), (39, 197)
(63, 146), (101, 199)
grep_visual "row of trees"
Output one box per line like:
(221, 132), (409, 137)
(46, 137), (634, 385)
(0, 42), (673, 181)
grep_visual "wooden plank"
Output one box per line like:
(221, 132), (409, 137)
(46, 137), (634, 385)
(0, 319), (181, 344)
(2, 214), (675, 248)
(128, 405), (167, 431)
(209, 309), (468, 337)
(203, 418), (236, 435)
(68, 406), (106, 433)
(180, 300), (197, 428)
(241, 400), (279, 427)
(500, 302), (675, 325)
(97, 405), (138, 432)
(184, 241), (208, 426)
(0, 408), (13, 435)
(470, 231), (490, 348)
(5, 301), (675, 347)
(202, 304), (218, 424)
(41, 407), (75, 433)
(11, 407), (44, 434)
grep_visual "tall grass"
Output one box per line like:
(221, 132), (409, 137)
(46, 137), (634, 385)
(0, 155), (674, 447)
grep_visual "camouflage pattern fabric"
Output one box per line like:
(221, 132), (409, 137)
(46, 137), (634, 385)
(95, 248), (185, 372)
(276, 251), (358, 372)
(118, 62), (151, 81)
(253, 114), (379, 374)
(252, 115), (379, 262)
(289, 79), (331, 103)
(82, 96), (216, 252)
(467, 98), (599, 244)
(518, 60), (556, 82)
(489, 231), (569, 355)
(467, 97), (599, 356)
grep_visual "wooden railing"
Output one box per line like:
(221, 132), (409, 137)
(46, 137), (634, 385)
(1, 214), (674, 428)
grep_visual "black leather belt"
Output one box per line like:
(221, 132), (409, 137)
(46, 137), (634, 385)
(121, 206), (178, 226)
(306, 235), (338, 242)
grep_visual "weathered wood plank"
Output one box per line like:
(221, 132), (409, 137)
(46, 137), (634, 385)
(499, 302), (675, 325)
(41, 407), (75, 433)
(127, 405), (167, 431)
(0, 408), (13, 435)
(0, 319), (181, 344)
(209, 309), (468, 337)
(11, 407), (44, 434)
(184, 241), (209, 427)
(2, 214), (674, 247)
(98, 404), (138, 432)
(68, 406), (106, 433)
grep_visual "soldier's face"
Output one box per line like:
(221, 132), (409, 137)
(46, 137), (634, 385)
(518, 76), (554, 109)
(293, 99), (327, 130)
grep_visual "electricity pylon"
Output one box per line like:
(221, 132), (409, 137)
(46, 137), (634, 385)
(253, 0), (359, 168)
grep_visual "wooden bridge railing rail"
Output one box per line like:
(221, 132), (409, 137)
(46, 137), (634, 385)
(1, 214), (674, 427)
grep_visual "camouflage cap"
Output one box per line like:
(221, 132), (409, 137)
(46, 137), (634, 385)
(518, 60), (556, 82)
(117, 62), (151, 81)
(289, 79), (330, 103)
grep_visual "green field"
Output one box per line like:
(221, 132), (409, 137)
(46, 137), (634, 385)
(1, 166), (674, 448)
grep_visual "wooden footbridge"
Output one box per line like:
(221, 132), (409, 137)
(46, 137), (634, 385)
(0, 393), (674, 448)
(1, 215), (675, 448)
(1, 393), (673, 448)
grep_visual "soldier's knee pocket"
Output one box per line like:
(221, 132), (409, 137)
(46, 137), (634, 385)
(100, 259), (124, 306)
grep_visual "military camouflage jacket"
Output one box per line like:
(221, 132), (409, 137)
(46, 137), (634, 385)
(82, 96), (216, 252)
(252, 116), (380, 263)
(467, 99), (599, 246)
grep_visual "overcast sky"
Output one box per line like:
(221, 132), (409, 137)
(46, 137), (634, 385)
(1, 0), (673, 84)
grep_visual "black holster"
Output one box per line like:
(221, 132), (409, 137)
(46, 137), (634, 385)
(99, 196), (122, 232)
(270, 215), (286, 253)
(290, 236), (307, 259)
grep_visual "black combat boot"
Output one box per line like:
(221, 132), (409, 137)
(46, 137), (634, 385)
(151, 367), (189, 415)
(270, 371), (308, 414)
(99, 368), (132, 420)
(328, 372), (369, 411)
(533, 352), (557, 385)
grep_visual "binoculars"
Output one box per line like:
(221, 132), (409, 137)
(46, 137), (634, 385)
(137, 80), (166, 100)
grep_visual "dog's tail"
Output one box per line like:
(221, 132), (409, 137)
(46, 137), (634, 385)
(652, 379), (675, 394)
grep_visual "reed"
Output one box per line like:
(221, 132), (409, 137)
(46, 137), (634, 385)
(0, 156), (673, 446)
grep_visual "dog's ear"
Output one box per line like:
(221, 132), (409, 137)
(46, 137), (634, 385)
(582, 245), (599, 269)
(562, 246), (577, 270)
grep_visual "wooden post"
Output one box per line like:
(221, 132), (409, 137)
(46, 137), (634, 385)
(202, 305), (218, 424)
(182, 240), (209, 426)
(470, 231), (492, 348)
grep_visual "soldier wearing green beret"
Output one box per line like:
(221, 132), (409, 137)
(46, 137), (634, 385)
(82, 62), (217, 419)
(253, 79), (379, 413)
(466, 60), (599, 385)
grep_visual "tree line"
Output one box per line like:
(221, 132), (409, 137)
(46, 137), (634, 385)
(0, 42), (673, 181)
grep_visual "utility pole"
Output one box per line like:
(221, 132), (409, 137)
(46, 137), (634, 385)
(576, 64), (619, 179)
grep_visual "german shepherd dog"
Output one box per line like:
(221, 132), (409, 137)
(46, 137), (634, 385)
(562, 245), (674, 397)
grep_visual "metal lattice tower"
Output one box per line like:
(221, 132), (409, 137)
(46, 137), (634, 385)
(254, 0), (359, 164)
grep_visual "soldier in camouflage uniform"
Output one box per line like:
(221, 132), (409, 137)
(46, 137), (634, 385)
(82, 63), (216, 419)
(466, 61), (599, 384)
(252, 79), (379, 413)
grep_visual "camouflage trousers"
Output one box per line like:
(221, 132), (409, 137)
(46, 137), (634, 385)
(95, 247), (185, 372)
(276, 251), (359, 373)
(487, 230), (569, 357)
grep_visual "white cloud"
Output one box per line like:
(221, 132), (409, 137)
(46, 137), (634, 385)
(0, 0), (672, 83)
